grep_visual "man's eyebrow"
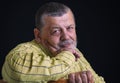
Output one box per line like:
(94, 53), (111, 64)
(50, 24), (75, 29)
(65, 24), (75, 28)
(69, 24), (75, 26)
(51, 26), (61, 29)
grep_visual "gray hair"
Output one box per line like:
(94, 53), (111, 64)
(35, 2), (72, 30)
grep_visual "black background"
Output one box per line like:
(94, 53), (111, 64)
(0, 0), (119, 83)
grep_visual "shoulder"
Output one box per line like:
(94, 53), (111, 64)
(5, 40), (45, 65)
(6, 40), (44, 58)
(11, 40), (42, 53)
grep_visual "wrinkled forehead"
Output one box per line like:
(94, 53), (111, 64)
(42, 10), (75, 26)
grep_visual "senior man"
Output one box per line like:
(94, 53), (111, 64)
(2, 2), (105, 83)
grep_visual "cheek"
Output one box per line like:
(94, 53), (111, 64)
(48, 36), (60, 45)
(74, 34), (77, 40)
(70, 32), (77, 41)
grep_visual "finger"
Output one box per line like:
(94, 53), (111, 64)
(74, 52), (80, 58)
(73, 51), (80, 61)
(75, 72), (82, 83)
(68, 73), (75, 83)
(86, 71), (94, 83)
(80, 71), (88, 83)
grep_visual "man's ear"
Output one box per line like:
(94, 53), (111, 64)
(34, 28), (41, 43)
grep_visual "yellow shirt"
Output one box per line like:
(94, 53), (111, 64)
(2, 40), (105, 83)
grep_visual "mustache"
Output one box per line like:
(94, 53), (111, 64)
(59, 39), (76, 47)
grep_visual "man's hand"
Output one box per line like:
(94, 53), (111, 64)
(68, 71), (94, 83)
(0, 80), (7, 83)
(60, 48), (80, 61)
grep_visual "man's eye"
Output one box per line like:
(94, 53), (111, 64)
(51, 29), (61, 35)
(67, 26), (74, 30)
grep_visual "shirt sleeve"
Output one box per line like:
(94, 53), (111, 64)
(2, 44), (76, 83)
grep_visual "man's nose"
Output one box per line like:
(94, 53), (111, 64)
(60, 32), (69, 41)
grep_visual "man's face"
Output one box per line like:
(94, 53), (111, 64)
(39, 10), (77, 55)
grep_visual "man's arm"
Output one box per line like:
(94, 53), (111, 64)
(2, 45), (79, 82)
(48, 70), (94, 83)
